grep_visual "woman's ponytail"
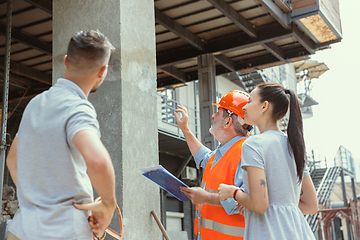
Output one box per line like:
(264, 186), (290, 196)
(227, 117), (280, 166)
(286, 89), (305, 183)
(257, 82), (306, 183)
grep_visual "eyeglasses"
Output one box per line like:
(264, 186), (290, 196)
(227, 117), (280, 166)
(225, 108), (253, 132)
(225, 109), (234, 117)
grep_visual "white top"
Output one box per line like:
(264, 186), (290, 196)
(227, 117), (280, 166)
(10, 78), (100, 240)
(241, 130), (315, 240)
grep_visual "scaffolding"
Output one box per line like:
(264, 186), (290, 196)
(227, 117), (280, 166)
(317, 200), (360, 240)
(0, 0), (12, 219)
(307, 146), (359, 240)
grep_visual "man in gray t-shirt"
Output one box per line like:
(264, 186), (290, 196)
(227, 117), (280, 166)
(6, 30), (116, 240)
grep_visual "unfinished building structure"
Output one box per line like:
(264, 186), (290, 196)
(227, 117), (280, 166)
(0, 0), (344, 239)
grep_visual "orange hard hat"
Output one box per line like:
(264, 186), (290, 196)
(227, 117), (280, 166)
(212, 90), (249, 119)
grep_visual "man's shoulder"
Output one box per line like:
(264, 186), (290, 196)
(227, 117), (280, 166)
(51, 85), (95, 112)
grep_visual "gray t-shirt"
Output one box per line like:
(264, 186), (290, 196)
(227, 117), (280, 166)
(241, 130), (315, 240)
(10, 78), (100, 240)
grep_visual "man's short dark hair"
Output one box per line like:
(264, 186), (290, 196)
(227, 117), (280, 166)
(66, 30), (115, 70)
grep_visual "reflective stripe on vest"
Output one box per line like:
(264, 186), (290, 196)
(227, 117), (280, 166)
(200, 181), (219, 194)
(194, 205), (200, 236)
(198, 138), (247, 239)
(201, 218), (245, 238)
(195, 209), (199, 219)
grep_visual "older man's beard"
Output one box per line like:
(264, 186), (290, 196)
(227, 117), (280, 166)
(209, 121), (215, 135)
(209, 118), (223, 136)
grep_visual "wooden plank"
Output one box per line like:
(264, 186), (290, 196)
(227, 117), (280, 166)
(320, 0), (341, 33)
(299, 14), (338, 43)
(292, 0), (317, 12)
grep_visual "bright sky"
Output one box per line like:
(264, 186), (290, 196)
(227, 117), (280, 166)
(302, 0), (360, 181)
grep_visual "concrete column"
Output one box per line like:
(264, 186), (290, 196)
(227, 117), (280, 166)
(53, 1), (160, 239)
(183, 200), (194, 240)
(197, 54), (217, 150)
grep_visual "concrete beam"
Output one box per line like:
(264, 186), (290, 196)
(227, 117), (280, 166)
(207, 0), (257, 38)
(262, 42), (287, 62)
(23, 0), (52, 14)
(0, 56), (52, 85)
(157, 46), (310, 88)
(157, 64), (231, 88)
(0, 23), (52, 55)
(214, 54), (236, 72)
(159, 66), (188, 83)
(292, 23), (316, 54)
(155, 7), (206, 51)
(236, 47), (310, 70)
(18, 17), (52, 30)
(157, 23), (292, 67)
(0, 71), (36, 88)
(8, 92), (39, 104)
(254, 0), (291, 29)
(0, 6), (36, 20)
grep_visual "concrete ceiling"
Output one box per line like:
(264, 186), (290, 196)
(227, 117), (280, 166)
(0, 0), (342, 116)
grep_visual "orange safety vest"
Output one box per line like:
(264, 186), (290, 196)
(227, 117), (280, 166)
(194, 138), (246, 240)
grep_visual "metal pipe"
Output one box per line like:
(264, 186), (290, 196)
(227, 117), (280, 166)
(340, 169), (353, 240)
(351, 177), (357, 208)
(194, 81), (198, 138)
(151, 210), (170, 240)
(0, 0), (13, 219)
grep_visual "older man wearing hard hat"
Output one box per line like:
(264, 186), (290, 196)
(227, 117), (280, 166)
(175, 90), (252, 240)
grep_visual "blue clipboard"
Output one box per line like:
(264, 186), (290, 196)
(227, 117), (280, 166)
(141, 165), (190, 201)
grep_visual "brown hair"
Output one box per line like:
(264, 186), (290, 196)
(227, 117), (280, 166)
(257, 82), (305, 183)
(66, 30), (115, 70)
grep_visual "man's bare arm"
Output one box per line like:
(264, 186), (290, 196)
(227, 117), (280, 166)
(175, 105), (203, 156)
(180, 186), (222, 206)
(72, 130), (116, 233)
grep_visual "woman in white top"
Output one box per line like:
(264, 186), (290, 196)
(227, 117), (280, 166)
(218, 82), (318, 240)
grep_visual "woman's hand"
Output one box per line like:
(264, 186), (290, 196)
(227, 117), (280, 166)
(218, 184), (237, 201)
(236, 201), (245, 215)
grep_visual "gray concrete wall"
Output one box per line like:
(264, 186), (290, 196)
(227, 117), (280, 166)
(53, 1), (161, 239)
